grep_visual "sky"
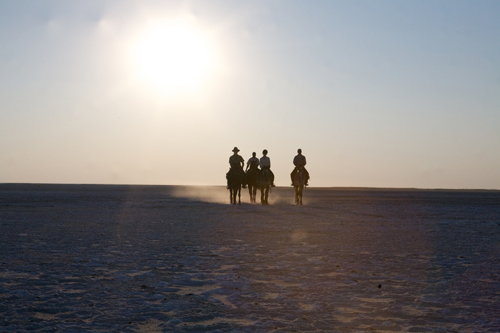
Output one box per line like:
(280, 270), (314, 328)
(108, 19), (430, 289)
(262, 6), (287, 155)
(1, 0), (499, 189)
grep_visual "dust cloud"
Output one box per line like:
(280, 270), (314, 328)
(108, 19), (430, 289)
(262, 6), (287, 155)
(170, 186), (230, 204)
(170, 186), (310, 206)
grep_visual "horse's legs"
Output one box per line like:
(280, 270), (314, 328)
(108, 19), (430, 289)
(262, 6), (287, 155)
(249, 185), (255, 203)
(265, 186), (269, 205)
(238, 186), (241, 205)
(260, 187), (264, 205)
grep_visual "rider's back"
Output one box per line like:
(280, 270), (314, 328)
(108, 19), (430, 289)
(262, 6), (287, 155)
(229, 154), (244, 169)
(249, 161), (258, 170)
(293, 154), (306, 167)
(260, 156), (271, 169)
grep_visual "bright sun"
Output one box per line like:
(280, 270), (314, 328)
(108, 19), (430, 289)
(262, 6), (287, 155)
(133, 22), (214, 94)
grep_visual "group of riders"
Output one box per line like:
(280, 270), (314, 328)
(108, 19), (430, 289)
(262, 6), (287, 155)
(226, 147), (310, 189)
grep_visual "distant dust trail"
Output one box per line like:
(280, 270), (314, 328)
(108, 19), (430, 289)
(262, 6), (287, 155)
(171, 186), (311, 206)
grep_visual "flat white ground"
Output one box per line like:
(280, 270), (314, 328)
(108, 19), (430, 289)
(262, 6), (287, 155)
(1, 184), (499, 332)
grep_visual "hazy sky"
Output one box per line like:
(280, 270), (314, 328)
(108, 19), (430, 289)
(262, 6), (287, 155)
(1, 0), (499, 188)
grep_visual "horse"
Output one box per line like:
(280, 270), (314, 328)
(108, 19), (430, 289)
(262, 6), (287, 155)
(292, 166), (306, 205)
(257, 168), (273, 205)
(246, 165), (259, 203)
(226, 168), (245, 205)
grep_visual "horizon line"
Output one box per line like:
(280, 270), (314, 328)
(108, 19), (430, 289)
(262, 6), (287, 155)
(1, 182), (499, 192)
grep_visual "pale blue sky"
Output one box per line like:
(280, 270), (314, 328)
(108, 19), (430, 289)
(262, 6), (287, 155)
(1, 0), (499, 188)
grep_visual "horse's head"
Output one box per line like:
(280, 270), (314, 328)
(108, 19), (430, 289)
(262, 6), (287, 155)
(257, 169), (272, 187)
(293, 168), (305, 186)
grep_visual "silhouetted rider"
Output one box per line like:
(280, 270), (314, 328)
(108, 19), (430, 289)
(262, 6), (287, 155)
(246, 152), (260, 172)
(260, 149), (276, 187)
(227, 147), (247, 188)
(290, 148), (309, 186)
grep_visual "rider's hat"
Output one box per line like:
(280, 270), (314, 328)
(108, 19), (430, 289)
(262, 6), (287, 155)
(232, 147), (240, 152)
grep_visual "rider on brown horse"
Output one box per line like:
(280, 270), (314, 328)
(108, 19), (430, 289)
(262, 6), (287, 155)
(227, 147), (247, 188)
(290, 148), (309, 186)
(260, 149), (276, 187)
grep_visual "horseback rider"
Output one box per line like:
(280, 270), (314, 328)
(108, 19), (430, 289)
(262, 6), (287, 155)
(290, 148), (310, 186)
(246, 152), (260, 172)
(260, 149), (276, 187)
(227, 147), (247, 188)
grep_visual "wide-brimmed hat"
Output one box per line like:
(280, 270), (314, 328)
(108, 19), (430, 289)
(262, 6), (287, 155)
(232, 147), (240, 152)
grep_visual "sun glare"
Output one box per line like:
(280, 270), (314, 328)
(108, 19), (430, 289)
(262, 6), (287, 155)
(133, 22), (214, 94)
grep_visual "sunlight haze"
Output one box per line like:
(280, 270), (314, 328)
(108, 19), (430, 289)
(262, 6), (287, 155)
(1, 0), (499, 189)
(132, 20), (216, 94)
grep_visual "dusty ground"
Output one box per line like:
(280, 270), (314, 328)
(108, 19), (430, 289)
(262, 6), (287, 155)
(1, 184), (499, 332)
